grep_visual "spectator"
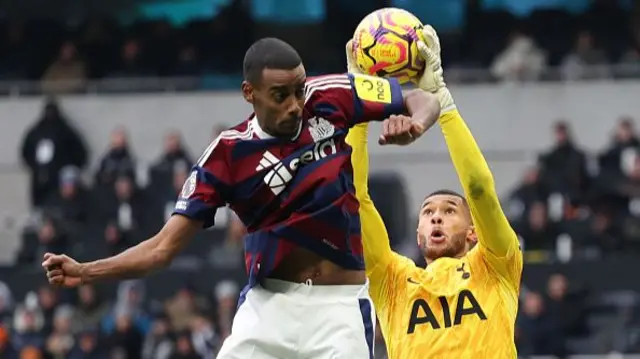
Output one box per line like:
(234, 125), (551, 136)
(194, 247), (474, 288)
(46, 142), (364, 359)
(72, 285), (110, 333)
(619, 44), (640, 69)
(213, 281), (238, 340)
(12, 303), (45, 350)
(17, 217), (68, 266)
(561, 30), (609, 80)
(108, 39), (148, 78)
(506, 166), (549, 225)
(0, 281), (14, 324)
(104, 307), (144, 359)
(68, 330), (106, 359)
(599, 117), (639, 176)
(190, 316), (216, 358)
(149, 130), (193, 194)
(98, 175), (148, 234)
(44, 305), (75, 359)
(41, 42), (87, 94)
(80, 20), (115, 79)
(539, 121), (589, 198)
(612, 156), (640, 214)
(545, 274), (589, 338)
(43, 166), (90, 226)
(170, 331), (201, 359)
(103, 222), (133, 256)
(95, 127), (135, 187)
(587, 210), (623, 252)
(164, 284), (210, 332)
(142, 315), (173, 359)
(156, 168), (189, 225)
(174, 45), (201, 76)
(515, 201), (559, 251)
(36, 286), (59, 335)
(20, 98), (88, 206)
(491, 30), (546, 81)
(208, 212), (245, 269)
(517, 291), (566, 356)
(102, 280), (151, 336)
(0, 23), (32, 81)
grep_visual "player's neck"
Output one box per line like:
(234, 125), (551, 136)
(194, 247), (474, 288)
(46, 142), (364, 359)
(251, 115), (303, 141)
(425, 251), (466, 265)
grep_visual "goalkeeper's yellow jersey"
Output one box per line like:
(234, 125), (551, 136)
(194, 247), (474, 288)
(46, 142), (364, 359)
(347, 110), (523, 359)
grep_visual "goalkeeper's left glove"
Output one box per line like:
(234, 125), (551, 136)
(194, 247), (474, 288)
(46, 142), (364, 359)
(416, 25), (456, 113)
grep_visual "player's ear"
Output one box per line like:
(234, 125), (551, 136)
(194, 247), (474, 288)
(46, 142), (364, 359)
(241, 81), (254, 104)
(466, 225), (478, 245)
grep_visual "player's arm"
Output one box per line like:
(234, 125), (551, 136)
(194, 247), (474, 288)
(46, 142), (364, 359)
(440, 110), (518, 257)
(306, 73), (439, 132)
(416, 25), (521, 281)
(43, 138), (230, 287)
(347, 122), (416, 307)
(441, 109), (521, 285)
(347, 123), (393, 273)
(79, 215), (201, 282)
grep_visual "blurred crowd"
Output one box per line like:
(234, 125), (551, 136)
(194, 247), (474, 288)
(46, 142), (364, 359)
(504, 118), (640, 259)
(0, 0), (639, 94)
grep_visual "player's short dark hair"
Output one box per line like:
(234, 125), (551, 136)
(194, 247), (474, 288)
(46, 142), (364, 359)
(243, 37), (302, 85)
(422, 189), (470, 213)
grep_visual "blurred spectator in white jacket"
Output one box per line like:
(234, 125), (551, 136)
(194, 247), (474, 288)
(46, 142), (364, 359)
(491, 31), (547, 82)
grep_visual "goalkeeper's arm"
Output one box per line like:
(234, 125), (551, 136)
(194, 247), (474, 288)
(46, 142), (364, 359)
(346, 123), (395, 277)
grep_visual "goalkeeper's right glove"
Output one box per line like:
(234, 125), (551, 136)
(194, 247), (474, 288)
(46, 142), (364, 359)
(345, 40), (361, 74)
(416, 25), (456, 113)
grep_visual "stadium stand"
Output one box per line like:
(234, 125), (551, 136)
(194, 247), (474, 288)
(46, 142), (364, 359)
(1, 0), (640, 358)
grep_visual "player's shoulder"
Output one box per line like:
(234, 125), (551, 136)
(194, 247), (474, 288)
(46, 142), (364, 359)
(306, 73), (351, 85)
(212, 117), (256, 147)
(195, 117), (256, 167)
(305, 73), (353, 99)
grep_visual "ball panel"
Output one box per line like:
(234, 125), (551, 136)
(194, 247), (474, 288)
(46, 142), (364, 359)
(352, 8), (426, 84)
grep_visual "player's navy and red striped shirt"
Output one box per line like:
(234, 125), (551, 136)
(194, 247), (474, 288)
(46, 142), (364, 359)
(173, 73), (405, 287)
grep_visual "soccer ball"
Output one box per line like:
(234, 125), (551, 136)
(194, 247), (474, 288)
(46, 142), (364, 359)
(352, 8), (425, 84)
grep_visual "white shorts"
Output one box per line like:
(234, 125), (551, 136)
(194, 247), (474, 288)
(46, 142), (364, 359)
(216, 279), (375, 359)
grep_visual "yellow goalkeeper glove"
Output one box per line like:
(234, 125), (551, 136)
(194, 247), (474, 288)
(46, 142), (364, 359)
(416, 25), (456, 113)
(345, 40), (361, 74)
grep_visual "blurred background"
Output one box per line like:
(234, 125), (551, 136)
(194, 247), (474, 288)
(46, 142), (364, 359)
(0, 0), (640, 358)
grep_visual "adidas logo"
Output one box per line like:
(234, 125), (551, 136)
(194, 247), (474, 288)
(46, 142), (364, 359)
(256, 151), (293, 195)
(257, 139), (338, 195)
(255, 151), (280, 171)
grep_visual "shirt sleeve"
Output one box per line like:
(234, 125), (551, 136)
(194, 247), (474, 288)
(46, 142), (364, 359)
(305, 73), (405, 127)
(346, 122), (416, 310)
(439, 110), (523, 289)
(172, 136), (231, 228)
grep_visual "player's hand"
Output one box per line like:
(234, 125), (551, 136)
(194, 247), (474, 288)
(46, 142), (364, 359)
(379, 115), (425, 146)
(345, 40), (362, 74)
(42, 253), (84, 288)
(416, 25), (456, 113)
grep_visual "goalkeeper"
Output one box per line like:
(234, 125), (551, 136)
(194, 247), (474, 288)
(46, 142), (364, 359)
(346, 26), (522, 358)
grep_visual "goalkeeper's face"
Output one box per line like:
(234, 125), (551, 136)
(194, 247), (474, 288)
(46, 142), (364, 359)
(417, 194), (476, 262)
(243, 65), (306, 138)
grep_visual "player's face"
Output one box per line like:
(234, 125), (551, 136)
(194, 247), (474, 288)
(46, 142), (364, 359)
(416, 194), (476, 262)
(243, 65), (306, 138)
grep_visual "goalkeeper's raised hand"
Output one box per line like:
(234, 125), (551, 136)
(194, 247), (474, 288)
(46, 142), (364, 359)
(345, 40), (361, 74)
(416, 25), (456, 113)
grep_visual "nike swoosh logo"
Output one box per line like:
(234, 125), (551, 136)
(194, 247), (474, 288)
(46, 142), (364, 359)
(407, 277), (420, 284)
